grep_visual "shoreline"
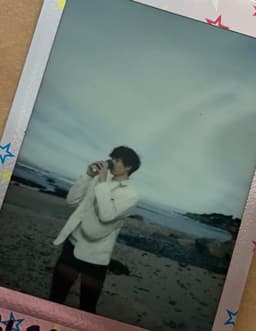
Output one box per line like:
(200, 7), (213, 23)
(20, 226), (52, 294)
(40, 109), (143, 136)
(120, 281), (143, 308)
(5, 183), (234, 273)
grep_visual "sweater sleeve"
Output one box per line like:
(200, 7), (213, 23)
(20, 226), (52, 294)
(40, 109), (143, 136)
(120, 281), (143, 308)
(66, 173), (93, 207)
(94, 182), (138, 223)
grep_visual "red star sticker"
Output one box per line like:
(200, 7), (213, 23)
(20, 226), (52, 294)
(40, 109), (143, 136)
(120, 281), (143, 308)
(205, 15), (229, 30)
(252, 240), (256, 251)
(253, 5), (256, 16)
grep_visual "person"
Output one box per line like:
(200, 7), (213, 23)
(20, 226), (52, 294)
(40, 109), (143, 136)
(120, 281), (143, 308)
(49, 146), (141, 313)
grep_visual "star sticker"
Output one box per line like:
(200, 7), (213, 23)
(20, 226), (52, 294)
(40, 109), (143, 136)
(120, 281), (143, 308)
(205, 15), (230, 30)
(224, 309), (238, 325)
(253, 5), (256, 16)
(252, 240), (256, 251)
(56, 0), (66, 9)
(162, 5), (170, 11)
(1, 170), (12, 181)
(0, 143), (15, 165)
(0, 312), (24, 331)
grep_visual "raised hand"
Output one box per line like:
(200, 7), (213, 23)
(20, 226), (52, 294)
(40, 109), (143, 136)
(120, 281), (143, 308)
(97, 161), (108, 182)
(87, 161), (101, 177)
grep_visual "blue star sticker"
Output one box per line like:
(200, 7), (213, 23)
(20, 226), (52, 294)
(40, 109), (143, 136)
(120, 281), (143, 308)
(224, 309), (238, 325)
(0, 143), (15, 164)
(0, 312), (24, 331)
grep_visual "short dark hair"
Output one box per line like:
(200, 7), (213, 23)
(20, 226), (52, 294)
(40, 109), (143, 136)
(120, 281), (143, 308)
(109, 146), (141, 176)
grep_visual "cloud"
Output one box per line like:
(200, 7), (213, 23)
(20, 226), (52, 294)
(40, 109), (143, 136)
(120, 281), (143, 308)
(17, 0), (256, 218)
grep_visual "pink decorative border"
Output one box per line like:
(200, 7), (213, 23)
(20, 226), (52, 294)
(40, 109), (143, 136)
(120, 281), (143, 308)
(133, 0), (256, 38)
(0, 287), (148, 331)
(211, 171), (256, 330)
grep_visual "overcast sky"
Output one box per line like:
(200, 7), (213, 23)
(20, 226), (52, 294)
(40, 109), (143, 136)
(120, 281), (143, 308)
(18, 0), (256, 217)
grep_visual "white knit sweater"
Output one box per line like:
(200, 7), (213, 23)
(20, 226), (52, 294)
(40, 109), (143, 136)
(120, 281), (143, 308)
(53, 173), (138, 265)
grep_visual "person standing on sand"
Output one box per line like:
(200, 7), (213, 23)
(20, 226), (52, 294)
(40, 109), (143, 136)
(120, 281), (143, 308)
(49, 146), (141, 314)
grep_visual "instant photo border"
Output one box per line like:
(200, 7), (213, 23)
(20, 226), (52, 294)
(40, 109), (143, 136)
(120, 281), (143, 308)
(0, 0), (256, 330)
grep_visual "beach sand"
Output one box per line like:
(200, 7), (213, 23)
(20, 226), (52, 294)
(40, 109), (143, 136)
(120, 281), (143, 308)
(0, 185), (226, 331)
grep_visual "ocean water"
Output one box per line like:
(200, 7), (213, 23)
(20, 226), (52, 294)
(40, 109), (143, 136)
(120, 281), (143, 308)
(135, 203), (231, 241)
(12, 162), (73, 193)
(12, 162), (232, 242)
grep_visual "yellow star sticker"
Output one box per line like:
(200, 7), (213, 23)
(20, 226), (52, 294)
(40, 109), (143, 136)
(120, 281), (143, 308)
(1, 170), (12, 182)
(53, 325), (61, 331)
(162, 5), (169, 11)
(56, 0), (66, 10)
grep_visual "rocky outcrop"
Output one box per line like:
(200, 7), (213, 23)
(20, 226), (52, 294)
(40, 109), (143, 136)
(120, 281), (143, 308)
(184, 212), (240, 239)
(129, 214), (144, 222)
(195, 238), (235, 260)
(177, 238), (196, 248)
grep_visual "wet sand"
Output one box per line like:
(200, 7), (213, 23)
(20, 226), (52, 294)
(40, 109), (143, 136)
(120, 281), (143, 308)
(0, 185), (225, 331)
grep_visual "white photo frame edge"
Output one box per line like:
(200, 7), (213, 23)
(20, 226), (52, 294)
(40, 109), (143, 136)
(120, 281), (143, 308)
(0, 0), (64, 204)
(0, 1), (255, 330)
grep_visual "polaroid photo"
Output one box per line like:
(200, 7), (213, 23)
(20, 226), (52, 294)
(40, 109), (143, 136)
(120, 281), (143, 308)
(0, 1), (256, 331)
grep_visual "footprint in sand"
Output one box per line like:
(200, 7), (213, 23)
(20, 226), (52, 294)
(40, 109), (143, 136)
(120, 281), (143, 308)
(168, 299), (177, 306)
(174, 307), (182, 313)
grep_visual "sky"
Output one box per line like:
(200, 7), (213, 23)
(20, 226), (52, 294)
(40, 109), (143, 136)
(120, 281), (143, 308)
(17, 0), (256, 217)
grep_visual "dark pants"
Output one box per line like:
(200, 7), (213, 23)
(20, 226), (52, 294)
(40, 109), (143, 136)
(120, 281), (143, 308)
(49, 240), (108, 314)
